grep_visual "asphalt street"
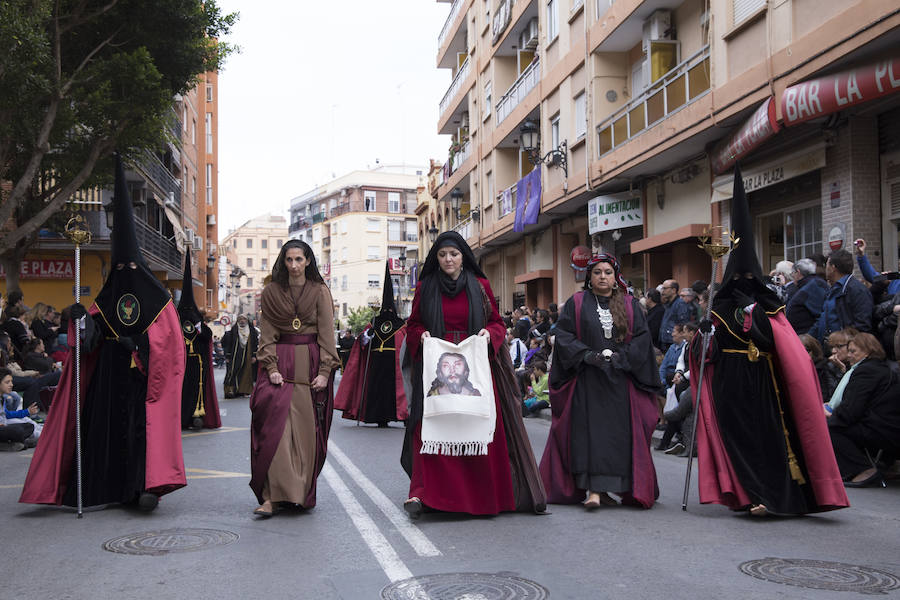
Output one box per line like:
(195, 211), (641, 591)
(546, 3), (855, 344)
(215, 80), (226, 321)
(2, 367), (899, 599)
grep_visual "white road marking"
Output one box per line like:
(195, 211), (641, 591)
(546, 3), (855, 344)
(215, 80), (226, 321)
(328, 441), (441, 557)
(321, 463), (413, 583)
(185, 468), (250, 479)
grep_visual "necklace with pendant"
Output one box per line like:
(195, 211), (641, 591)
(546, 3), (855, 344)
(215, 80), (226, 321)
(290, 281), (307, 330)
(595, 294), (614, 339)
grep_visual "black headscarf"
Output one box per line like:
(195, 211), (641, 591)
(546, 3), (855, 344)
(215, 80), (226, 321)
(714, 164), (782, 314)
(418, 231), (487, 338)
(93, 154), (171, 336)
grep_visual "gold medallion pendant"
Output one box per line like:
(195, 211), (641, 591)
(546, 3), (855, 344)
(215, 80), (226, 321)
(292, 317), (302, 330)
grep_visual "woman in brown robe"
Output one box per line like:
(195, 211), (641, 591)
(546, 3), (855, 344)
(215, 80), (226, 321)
(249, 240), (339, 517)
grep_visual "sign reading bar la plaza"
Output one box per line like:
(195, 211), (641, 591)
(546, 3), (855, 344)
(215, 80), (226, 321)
(588, 192), (643, 234)
(0, 259), (76, 279)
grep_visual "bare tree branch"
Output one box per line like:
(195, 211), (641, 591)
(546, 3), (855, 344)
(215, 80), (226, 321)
(60, 26), (123, 96)
(59, 0), (118, 34)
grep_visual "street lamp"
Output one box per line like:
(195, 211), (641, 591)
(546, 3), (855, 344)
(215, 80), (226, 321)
(428, 226), (439, 243)
(448, 187), (464, 220)
(519, 119), (568, 178)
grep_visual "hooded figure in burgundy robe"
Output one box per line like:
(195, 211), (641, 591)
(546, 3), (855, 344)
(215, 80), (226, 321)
(690, 165), (848, 515)
(335, 260), (408, 425)
(20, 155), (186, 510)
(178, 251), (220, 430)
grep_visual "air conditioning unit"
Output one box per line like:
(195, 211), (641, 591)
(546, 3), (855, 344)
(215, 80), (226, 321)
(518, 17), (538, 50)
(185, 228), (195, 243)
(207, 214), (216, 226)
(192, 236), (203, 251)
(642, 9), (673, 52)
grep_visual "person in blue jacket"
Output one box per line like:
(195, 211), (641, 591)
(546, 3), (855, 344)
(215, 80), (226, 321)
(855, 238), (900, 296)
(808, 249), (873, 349)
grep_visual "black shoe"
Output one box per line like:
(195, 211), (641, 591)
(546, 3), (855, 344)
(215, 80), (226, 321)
(665, 442), (686, 455)
(1, 442), (25, 452)
(845, 469), (884, 488)
(403, 497), (423, 519)
(138, 492), (159, 511)
(654, 442), (672, 452)
(192, 417), (204, 429)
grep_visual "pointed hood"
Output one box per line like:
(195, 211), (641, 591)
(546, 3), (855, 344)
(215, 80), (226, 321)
(93, 153), (171, 336)
(714, 164), (782, 314)
(380, 259), (398, 315)
(178, 250), (202, 326)
(372, 259), (404, 335)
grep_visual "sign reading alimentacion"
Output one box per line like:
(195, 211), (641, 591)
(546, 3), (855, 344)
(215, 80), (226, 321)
(588, 192), (643, 235)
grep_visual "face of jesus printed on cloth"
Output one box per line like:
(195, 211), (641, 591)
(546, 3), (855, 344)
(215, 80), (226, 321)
(427, 352), (482, 397)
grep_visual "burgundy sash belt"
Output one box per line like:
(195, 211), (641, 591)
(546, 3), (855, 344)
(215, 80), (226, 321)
(278, 333), (317, 345)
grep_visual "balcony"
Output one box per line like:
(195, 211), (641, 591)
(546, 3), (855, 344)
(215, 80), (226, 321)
(331, 202), (351, 217)
(451, 139), (472, 173)
(438, 0), (463, 50)
(496, 183), (517, 219)
(439, 56), (471, 117)
(134, 217), (180, 271)
(311, 211), (325, 224)
(597, 46), (711, 156)
(496, 59), (540, 125)
(452, 214), (476, 241)
(405, 232), (418, 242)
(140, 151), (182, 206)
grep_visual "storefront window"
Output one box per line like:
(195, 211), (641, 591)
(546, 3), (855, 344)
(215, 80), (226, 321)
(784, 205), (822, 264)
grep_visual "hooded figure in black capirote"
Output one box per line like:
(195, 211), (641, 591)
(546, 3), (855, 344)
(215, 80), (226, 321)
(178, 250), (221, 430)
(334, 260), (409, 426)
(690, 164), (848, 516)
(20, 154), (187, 511)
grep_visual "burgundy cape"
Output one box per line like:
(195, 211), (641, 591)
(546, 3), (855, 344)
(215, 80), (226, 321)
(539, 292), (660, 508)
(249, 334), (334, 507)
(199, 335), (222, 428)
(20, 304), (187, 504)
(691, 311), (849, 512)
(334, 326), (408, 422)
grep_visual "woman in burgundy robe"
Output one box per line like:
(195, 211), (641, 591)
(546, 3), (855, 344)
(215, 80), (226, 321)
(401, 231), (545, 517)
(249, 240), (339, 517)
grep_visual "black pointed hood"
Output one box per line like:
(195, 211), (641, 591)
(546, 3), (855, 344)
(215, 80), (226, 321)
(93, 153), (171, 336)
(714, 164), (782, 314)
(380, 259), (398, 315)
(372, 259), (404, 335)
(178, 250), (203, 326)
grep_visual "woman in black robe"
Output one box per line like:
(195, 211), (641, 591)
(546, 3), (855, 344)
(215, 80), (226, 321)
(223, 315), (258, 398)
(540, 253), (661, 509)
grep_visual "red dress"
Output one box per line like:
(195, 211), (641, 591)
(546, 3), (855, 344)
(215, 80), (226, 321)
(406, 278), (516, 515)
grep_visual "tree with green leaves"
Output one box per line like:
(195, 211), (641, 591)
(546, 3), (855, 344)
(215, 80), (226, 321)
(0, 0), (237, 291)
(346, 306), (378, 335)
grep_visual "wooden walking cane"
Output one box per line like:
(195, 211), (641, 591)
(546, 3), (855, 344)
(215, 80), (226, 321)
(64, 215), (92, 518)
(682, 227), (737, 511)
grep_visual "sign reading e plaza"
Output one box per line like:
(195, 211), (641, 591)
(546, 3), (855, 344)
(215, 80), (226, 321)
(0, 259), (75, 279)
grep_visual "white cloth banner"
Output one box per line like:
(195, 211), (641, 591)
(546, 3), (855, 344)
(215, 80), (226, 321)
(420, 335), (496, 456)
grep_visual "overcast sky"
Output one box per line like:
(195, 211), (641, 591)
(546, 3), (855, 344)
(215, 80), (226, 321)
(215, 0), (452, 237)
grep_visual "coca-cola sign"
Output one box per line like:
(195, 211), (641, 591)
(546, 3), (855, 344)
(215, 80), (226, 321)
(570, 246), (592, 269)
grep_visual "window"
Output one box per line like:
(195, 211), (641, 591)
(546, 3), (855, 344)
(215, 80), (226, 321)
(732, 0), (765, 27)
(550, 114), (560, 150)
(206, 84), (213, 102)
(388, 192), (401, 213)
(342, 303), (348, 316)
(574, 92), (586, 139)
(341, 275), (348, 290)
(313, 227), (321, 242)
(246, 277), (253, 288)
(364, 190), (377, 212)
(784, 205), (822, 263)
(206, 164), (213, 205)
(246, 239), (253, 248)
(340, 221), (348, 234)
(486, 171), (494, 209)
(276, 239), (283, 248)
(368, 274), (380, 288)
(367, 218), (380, 232)
(367, 246), (380, 260)
(261, 239), (268, 249)
(205, 113), (213, 154)
(546, 0), (558, 42)
(191, 176), (196, 202)
(246, 257), (253, 268)
(388, 220), (403, 240)
(331, 223), (337, 235)
(261, 258), (268, 270)
(483, 80), (492, 121)
(406, 220), (417, 241)
(342, 247), (347, 261)
(232, 239), (237, 248)
(192, 118), (196, 145)
(182, 105), (188, 131)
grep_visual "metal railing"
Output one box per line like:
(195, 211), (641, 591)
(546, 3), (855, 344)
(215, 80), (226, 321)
(496, 59), (540, 125)
(440, 56), (471, 117)
(452, 215), (476, 240)
(452, 139), (471, 172)
(438, 0), (463, 49)
(135, 217), (180, 270)
(596, 45), (710, 157)
(140, 151), (182, 206)
(312, 211), (325, 224)
(496, 183), (517, 219)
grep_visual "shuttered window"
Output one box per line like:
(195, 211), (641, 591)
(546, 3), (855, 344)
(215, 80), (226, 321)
(732, 0), (765, 26)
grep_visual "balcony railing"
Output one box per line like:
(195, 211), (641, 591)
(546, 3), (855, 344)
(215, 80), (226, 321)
(596, 0), (612, 19)
(496, 59), (540, 125)
(452, 139), (471, 172)
(452, 215), (476, 240)
(312, 211), (325, 224)
(135, 217), (180, 270)
(496, 183), (517, 219)
(596, 45), (711, 157)
(438, 0), (463, 49)
(405, 232), (418, 242)
(440, 56), (471, 117)
(140, 151), (182, 206)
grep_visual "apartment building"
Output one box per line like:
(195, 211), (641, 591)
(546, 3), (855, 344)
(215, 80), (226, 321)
(289, 167), (424, 318)
(430, 0), (900, 311)
(222, 214), (288, 317)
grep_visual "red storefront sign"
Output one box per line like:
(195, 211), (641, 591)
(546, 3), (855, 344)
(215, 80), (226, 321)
(570, 246), (592, 269)
(781, 58), (900, 126)
(711, 97), (781, 174)
(0, 259), (75, 279)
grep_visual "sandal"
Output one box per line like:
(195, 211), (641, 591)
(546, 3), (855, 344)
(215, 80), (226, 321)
(254, 501), (275, 518)
(749, 504), (769, 517)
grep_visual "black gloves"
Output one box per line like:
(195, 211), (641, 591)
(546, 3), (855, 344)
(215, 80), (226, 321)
(583, 350), (616, 367)
(70, 303), (87, 321)
(732, 289), (755, 310)
(699, 319), (714, 334)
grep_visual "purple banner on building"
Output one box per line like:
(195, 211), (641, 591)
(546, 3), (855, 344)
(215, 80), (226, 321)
(513, 168), (541, 232)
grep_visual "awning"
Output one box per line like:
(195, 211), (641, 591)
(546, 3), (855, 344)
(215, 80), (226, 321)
(710, 142), (826, 203)
(163, 205), (187, 253)
(514, 269), (553, 285)
(631, 223), (709, 254)
(782, 58), (900, 127)
(710, 97), (781, 174)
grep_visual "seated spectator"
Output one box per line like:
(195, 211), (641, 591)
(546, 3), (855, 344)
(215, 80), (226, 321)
(873, 288), (900, 361)
(799, 334), (838, 403)
(1, 304), (30, 359)
(656, 323), (697, 455)
(25, 302), (57, 352)
(522, 361), (549, 417)
(658, 324), (686, 388)
(529, 309), (550, 339)
(786, 258), (829, 334)
(0, 332), (60, 412)
(22, 338), (55, 374)
(827, 333), (900, 485)
(507, 328), (528, 369)
(0, 368), (38, 451)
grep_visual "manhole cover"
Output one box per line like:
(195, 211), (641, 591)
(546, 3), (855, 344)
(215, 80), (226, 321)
(102, 528), (238, 556)
(739, 558), (900, 595)
(382, 572), (549, 599)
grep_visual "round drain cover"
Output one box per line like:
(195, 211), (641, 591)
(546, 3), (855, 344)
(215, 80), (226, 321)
(382, 572), (549, 599)
(739, 558), (900, 594)
(103, 528), (238, 556)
